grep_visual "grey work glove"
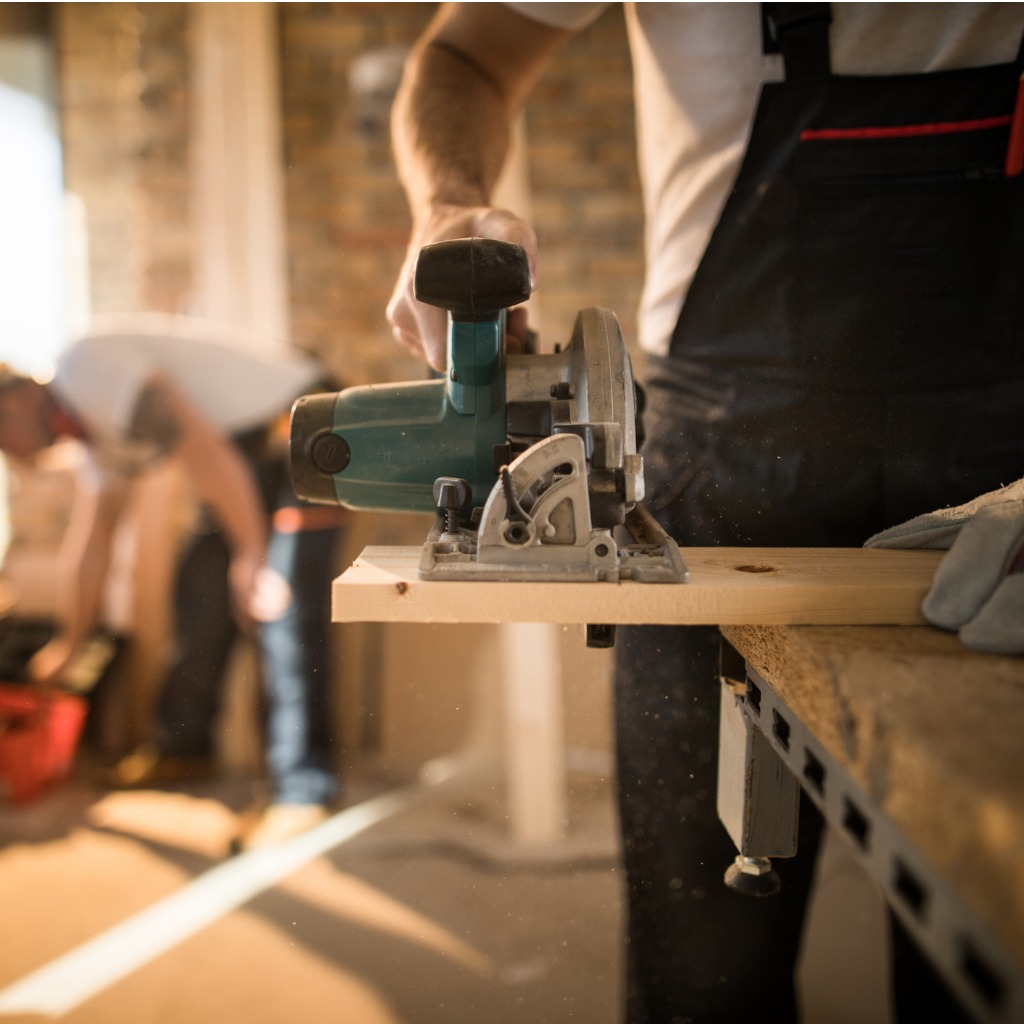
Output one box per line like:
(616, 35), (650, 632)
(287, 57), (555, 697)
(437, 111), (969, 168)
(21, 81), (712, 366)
(864, 478), (1024, 655)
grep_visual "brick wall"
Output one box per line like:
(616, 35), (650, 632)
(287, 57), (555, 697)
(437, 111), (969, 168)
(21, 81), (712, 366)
(54, 2), (643, 385)
(55, 2), (192, 314)
(527, 9), (644, 357)
(278, 3), (432, 386)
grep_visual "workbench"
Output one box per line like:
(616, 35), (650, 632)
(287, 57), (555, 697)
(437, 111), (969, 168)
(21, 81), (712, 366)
(721, 625), (1024, 1024)
(332, 545), (1024, 1023)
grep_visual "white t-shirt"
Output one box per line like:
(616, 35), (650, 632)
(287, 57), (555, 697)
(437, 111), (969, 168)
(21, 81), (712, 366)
(507, 3), (1023, 355)
(52, 313), (323, 475)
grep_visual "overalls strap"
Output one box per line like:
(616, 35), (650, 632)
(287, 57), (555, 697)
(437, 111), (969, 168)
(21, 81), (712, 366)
(762, 3), (832, 80)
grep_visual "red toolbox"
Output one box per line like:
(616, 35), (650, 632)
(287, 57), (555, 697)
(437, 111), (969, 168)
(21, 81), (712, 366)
(0, 684), (87, 804)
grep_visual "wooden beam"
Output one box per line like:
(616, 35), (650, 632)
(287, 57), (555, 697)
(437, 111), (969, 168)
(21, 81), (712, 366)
(332, 546), (943, 626)
(190, 3), (289, 342)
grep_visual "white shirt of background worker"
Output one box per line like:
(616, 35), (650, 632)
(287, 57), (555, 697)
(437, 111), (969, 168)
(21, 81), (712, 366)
(18, 313), (322, 685)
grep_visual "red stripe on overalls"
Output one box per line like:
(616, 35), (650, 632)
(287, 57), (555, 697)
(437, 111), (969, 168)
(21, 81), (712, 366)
(800, 114), (1012, 141)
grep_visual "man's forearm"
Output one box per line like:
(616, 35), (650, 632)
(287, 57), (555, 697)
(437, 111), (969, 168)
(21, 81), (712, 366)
(392, 34), (513, 219)
(178, 424), (267, 567)
(56, 478), (125, 654)
(386, 4), (573, 366)
(392, 4), (573, 221)
(63, 535), (113, 648)
(132, 375), (267, 570)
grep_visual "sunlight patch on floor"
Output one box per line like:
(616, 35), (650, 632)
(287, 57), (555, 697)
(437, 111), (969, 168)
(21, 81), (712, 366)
(86, 791), (240, 860)
(0, 789), (412, 1018)
(280, 859), (495, 978)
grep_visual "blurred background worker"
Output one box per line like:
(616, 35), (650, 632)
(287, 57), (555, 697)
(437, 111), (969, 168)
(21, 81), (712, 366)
(387, 4), (1024, 1023)
(0, 313), (346, 850)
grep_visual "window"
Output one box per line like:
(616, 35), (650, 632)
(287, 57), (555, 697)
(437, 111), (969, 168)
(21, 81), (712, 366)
(0, 28), (69, 381)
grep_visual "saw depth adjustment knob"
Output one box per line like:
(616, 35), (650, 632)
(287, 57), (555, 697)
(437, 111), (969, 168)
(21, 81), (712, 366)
(415, 238), (532, 320)
(433, 476), (472, 534)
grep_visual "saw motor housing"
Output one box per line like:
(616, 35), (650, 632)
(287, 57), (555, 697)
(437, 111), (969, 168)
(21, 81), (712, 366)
(289, 237), (686, 584)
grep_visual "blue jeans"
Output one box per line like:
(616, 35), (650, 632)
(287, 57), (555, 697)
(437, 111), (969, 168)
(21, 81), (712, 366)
(155, 430), (344, 806)
(259, 522), (340, 805)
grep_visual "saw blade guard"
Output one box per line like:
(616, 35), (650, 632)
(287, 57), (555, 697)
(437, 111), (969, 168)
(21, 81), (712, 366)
(504, 306), (644, 528)
(476, 433), (615, 570)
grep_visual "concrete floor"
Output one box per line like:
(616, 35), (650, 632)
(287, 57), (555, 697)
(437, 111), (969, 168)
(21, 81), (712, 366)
(0, 766), (623, 1024)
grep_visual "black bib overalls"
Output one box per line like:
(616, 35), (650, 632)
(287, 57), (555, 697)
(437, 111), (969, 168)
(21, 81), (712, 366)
(614, 8), (1024, 1022)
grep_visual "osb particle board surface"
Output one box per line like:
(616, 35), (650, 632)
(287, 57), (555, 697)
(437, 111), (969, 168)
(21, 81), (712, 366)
(723, 624), (1024, 964)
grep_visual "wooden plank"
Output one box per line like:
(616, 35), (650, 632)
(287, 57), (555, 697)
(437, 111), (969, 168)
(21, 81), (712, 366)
(332, 546), (943, 625)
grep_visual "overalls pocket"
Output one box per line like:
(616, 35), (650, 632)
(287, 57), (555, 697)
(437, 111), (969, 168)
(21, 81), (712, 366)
(672, 63), (1024, 392)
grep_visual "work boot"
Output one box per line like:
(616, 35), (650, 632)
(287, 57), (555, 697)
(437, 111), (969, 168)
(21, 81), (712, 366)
(102, 743), (216, 790)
